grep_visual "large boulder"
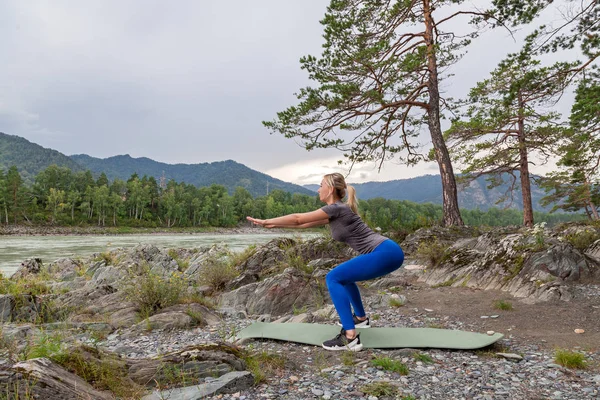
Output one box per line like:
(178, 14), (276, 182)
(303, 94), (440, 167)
(220, 268), (328, 317)
(413, 227), (599, 302)
(10, 258), (43, 280)
(46, 258), (82, 281)
(127, 343), (246, 387)
(0, 358), (114, 399)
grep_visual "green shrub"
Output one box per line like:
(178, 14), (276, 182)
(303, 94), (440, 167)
(415, 239), (449, 268)
(52, 346), (144, 398)
(413, 352), (433, 363)
(167, 249), (190, 270)
(124, 267), (186, 315)
(0, 274), (51, 296)
(555, 349), (587, 369)
(94, 252), (115, 265)
(361, 381), (399, 397)
(229, 245), (257, 267)
(565, 230), (600, 250)
(24, 332), (65, 360)
(283, 252), (312, 274)
(200, 257), (239, 293)
(493, 300), (513, 311)
(370, 356), (409, 375)
(244, 350), (286, 384)
(341, 351), (356, 366)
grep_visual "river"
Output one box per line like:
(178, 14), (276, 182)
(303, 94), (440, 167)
(0, 232), (321, 276)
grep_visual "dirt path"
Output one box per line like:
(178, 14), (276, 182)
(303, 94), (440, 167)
(395, 279), (600, 351)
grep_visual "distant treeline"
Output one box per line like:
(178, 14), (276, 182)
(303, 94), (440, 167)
(0, 165), (583, 230)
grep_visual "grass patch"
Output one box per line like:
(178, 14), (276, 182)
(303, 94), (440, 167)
(94, 251), (115, 265)
(432, 276), (460, 288)
(493, 300), (513, 311)
(361, 381), (399, 397)
(413, 352), (433, 363)
(184, 307), (206, 327)
(244, 350), (287, 384)
(415, 239), (450, 268)
(284, 252), (312, 274)
(370, 356), (409, 375)
(426, 323), (444, 329)
(389, 297), (406, 308)
(555, 349), (587, 369)
(179, 291), (216, 309)
(504, 254), (525, 282)
(199, 251), (240, 293)
(341, 351), (356, 366)
(229, 245), (257, 267)
(167, 249), (190, 270)
(292, 305), (308, 315)
(52, 346), (145, 398)
(23, 331), (65, 360)
(565, 230), (600, 250)
(0, 273), (51, 297)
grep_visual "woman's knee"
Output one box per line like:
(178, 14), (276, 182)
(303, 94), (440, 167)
(325, 270), (342, 287)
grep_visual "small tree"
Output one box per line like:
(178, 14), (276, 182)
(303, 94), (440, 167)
(445, 49), (577, 226)
(46, 188), (66, 224)
(539, 71), (600, 218)
(6, 166), (24, 224)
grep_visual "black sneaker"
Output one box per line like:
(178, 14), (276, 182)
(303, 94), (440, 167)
(337, 314), (371, 328)
(322, 329), (363, 352)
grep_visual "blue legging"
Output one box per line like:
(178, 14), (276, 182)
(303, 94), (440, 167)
(326, 239), (404, 330)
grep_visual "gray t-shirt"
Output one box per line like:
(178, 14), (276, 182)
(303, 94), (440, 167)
(321, 202), (387, 254)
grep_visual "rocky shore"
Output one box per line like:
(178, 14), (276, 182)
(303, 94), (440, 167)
(0, 224), (598, 399)
(0, 224), (293, 236)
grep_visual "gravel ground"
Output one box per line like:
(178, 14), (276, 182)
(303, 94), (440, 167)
(94, 284), (600, 400)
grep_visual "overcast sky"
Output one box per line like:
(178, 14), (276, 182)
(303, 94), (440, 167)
(0, 1), (581, 185)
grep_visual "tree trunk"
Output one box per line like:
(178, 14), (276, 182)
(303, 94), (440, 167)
(517, 92), (534, 227)
(12, 188), (17, 224)
(584, 178), (599, 220)
(584, 204), (592, 220)
(424, 0), (463, 226)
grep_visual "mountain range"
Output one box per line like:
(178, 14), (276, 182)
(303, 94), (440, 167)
(1, 131), (553, 211)
(305, 174), (551, 212)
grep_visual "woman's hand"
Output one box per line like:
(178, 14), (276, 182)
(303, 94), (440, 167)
(246, 216), (273, 228)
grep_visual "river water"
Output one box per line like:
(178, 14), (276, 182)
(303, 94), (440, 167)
(0, 232), (321, 276)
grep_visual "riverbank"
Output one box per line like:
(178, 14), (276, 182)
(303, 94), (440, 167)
(0, 224), (323, 236)
(1, 229), (599, 399)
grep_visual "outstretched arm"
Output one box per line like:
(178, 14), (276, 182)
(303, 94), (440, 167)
(247, 209), (330, 229)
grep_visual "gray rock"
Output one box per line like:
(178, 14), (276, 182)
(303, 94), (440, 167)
(0, 295), (14, 322)
(410, 226), (596, 302)
(2, 358), (113, 399)
(11, 258), (43, 280)
(496, 353), (524, 361)
(141, 371), (253, 400)
(221, 268), (327, 317)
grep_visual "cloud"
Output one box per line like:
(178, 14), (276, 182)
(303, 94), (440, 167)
(265, 155), (440, 185)
(0, 0), (587, 185)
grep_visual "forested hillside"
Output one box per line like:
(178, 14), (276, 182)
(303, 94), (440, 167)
(334, 174), (551, 212)
(0, 132), (83, 183)
(0, 164), (582, 229)
(70, 154), (314, 197)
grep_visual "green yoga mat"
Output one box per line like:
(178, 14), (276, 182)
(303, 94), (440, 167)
(236, 322), (503, 349)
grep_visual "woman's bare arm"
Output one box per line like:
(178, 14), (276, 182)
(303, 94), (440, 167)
(247, 209), (330, 229)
